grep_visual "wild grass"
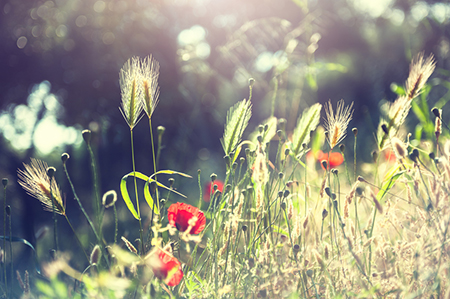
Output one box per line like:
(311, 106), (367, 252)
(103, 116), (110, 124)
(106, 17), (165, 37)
(3, 52), (450, 299)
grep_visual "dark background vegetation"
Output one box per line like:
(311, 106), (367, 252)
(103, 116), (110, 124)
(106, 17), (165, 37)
(0, 0), (449, 272)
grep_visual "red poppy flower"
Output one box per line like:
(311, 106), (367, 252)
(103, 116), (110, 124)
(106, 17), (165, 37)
(167, 202), (206, 234)
(150, 248), (183, 286)
(320, 151), (344, 170)
(203, 180), (224, 202)
(307, 150), (343, 170)
(384, 149), (396, 163)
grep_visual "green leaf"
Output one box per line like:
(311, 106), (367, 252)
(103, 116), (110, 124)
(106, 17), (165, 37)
(151, 170), (192, 179)
(0, 235), (41, 274)
(120, 173), (140, 219)
(121, 171), (188, 217)
(376, 168), (404, 202)
(144, 179), (159, 215)
(291, 103), (322, 156)
(221, 99), (252, 155)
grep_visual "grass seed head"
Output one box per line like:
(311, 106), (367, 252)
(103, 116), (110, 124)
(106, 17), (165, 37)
(18, 158), (65, 215)
(406, 53), (435, 100)
(141, 55), (160, 118)
(120, 57), (144, 130)
(324, 99), (354, 150)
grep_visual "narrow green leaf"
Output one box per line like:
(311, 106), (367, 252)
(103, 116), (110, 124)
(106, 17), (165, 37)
(376, 168), (404, 202)
(121, 171), (188, 216)
(151, 170), (192, 178)
(120, 173), (139, 219)
(144, 180), (159, 215)
(0, 235), (41, 274)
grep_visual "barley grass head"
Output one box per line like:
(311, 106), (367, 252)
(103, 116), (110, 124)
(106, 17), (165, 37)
(141, 55), (160, 118)
(17, 158), (65, 215)
(324, 99), (354, 149)
(120, 57), (144, 130)
(406, 53), (435, 100)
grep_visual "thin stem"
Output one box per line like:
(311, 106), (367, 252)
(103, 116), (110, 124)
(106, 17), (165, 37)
(3, 183), (7, 294)
(64, 214), (90, 262)
(49, 177), (58, 252)
(270, 76), (279, 117)
(114, 204), (118, 244)
(148, 118), (160, 213)
(8, 209), (12, 297)
(130, 130), (145, 255)
(354, 134), (357, 182)
(87, 143), (101, 232)
(62, 163), (100, 242)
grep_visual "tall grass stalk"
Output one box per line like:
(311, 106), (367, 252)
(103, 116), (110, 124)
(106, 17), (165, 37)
(6, 206), (11, 297)
(61, 154), (100, 243)
(2, 178), (7, 295)
(130, 130), (145, 255)
(48, 170), (59, 252)
(83, 131), (102, 237)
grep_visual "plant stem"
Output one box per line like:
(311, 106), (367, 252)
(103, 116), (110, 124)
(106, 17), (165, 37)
(130, 130), (145, 255)
(3, 183), (7, 294)
(114, 204), (118, 244)
(87, 143), (101, 236)
(62, 163), (100, 243)
(8, 209), (12, 297)
(49, 177), (58, 252)
(63, 215), (89, 262)
(148, 118), (160, 213)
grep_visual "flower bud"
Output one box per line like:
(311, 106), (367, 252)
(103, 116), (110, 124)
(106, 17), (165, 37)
(82, 129), (92, 144)
(61, 153), (70, 163)
(47, 167), (56, 179)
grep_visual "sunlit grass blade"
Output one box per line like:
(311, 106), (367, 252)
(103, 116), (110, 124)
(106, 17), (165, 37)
(290, 103), (322, 157)
(150, 170), (192, 179)
(121, 171), (189, 217)
(144, 180), (158, 215)
(0, 235), (40, 275)
(120, 174), (139, 219)
(376, 168), (404, 202)
(221, 98), (252, 155)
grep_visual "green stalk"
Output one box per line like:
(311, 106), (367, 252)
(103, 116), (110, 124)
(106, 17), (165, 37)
(86, 143), (101, 236)
(270, 76), (279, 117)
(148, 118), (160, 213)
(113, 203), (118, 244)
(62, 162), (100, 243)
(130, 130), (145, 255)
(2, 179), (7, 294)
(353, 131), (357, 182)
(7, 206), (12, 296)
(49, 177), (58, 252)
(63, 215), (89, 262)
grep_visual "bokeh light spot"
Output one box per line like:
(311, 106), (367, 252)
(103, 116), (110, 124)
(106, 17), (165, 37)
(102, 32), (115, 45)
(75, 15), (88, 27)
(94, 1), (106, 13)
(254, 52), (274, 73)
(17, 36), (28, 49)
(55, 25), (68, 38)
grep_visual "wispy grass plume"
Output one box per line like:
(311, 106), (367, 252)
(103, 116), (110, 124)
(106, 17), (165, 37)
(324, 99), (354, 150)
(17, 158), (65, 215)
(221, 99), (252, 156)
(290, 103), (322, 157)
(141, 55), (160, 118)
(120, 57), (144, 130)
(377, 53), (435, 149)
